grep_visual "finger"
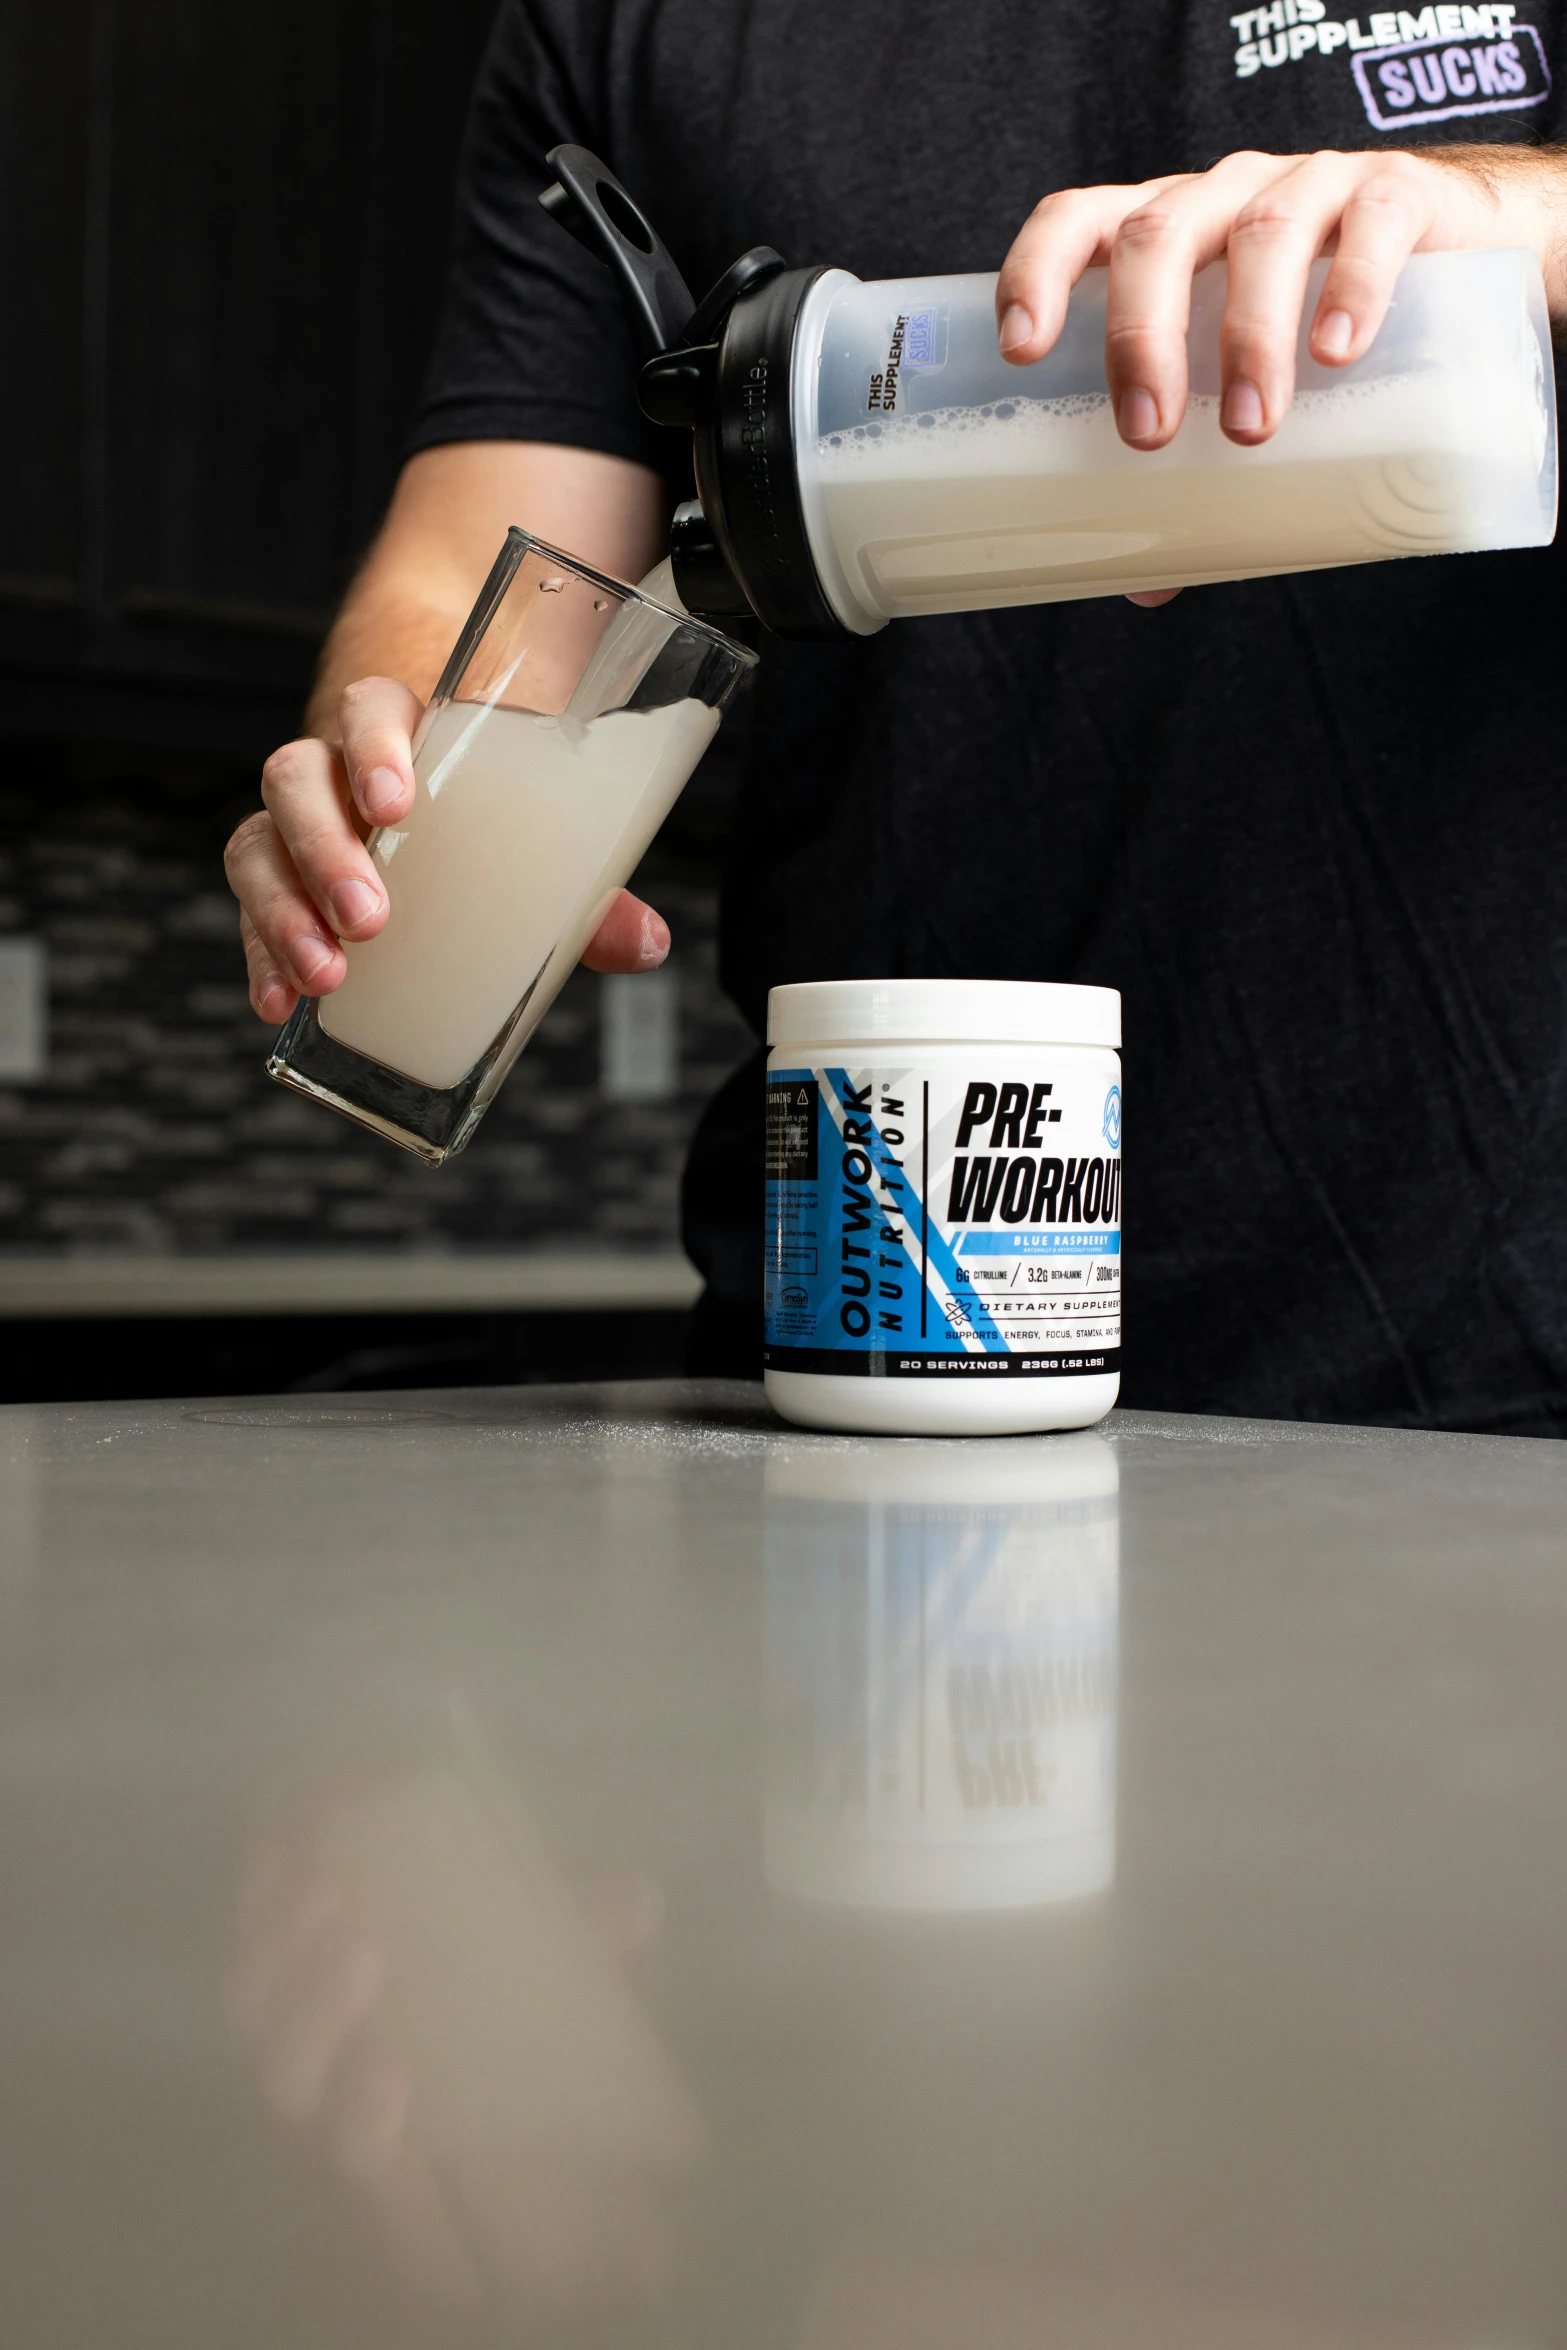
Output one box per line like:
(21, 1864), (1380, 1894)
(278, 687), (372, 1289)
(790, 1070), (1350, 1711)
(224, 811), (347, 998)
(1308, 154), (1446, 370)
(579, 891), (671, 975)
(1220, 150), (1376, 439)
(255, 1930), (385, 2122)
(1125, 588), (1184, 607)
(240, 912), (298, 1026)
(327, 2037), (410, 2181)
(336, 675), (424, 827)
(1105, 151), (1293, 447)
(259, 738), (390, 944)
(224, 1862), (342, 2039)
(995, 180), (1173, 365)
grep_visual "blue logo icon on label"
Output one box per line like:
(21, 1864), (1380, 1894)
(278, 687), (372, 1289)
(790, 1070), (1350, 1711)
(902, 306), (948, 371)
(1102, 1084), (1122, 1149)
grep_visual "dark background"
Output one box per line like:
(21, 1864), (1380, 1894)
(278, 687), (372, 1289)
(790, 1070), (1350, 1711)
(0, 0), (501, 756)
(0, 0), (750, 1399)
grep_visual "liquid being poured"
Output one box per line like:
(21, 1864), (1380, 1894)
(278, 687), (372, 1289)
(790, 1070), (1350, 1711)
(318, 564), (717, 1092)
(634, 556), (680, 607)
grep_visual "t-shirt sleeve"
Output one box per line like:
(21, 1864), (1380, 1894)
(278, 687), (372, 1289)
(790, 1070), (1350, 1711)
(406, 0), (661, 472)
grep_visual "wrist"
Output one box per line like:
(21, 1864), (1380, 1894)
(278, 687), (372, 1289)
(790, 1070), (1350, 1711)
(1425, 143), (1567, 324)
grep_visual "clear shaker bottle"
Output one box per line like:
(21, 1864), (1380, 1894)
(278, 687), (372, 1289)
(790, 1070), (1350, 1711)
(536, 148), (1558, 634)
(794, 248), (1558, 627)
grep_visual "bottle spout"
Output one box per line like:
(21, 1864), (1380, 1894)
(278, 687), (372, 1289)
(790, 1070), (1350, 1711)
(669, 501), (752, 619)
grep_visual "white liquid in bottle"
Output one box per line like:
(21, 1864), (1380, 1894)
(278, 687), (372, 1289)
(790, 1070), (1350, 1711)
(815, 373), (1546, 618)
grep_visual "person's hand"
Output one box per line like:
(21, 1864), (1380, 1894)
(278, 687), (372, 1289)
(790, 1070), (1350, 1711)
(223, 677), (672, 1027)
(995, 145), (1567, 604)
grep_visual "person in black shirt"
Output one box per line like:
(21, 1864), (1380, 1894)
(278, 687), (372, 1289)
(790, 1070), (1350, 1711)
(224, 3), (1567, 1434)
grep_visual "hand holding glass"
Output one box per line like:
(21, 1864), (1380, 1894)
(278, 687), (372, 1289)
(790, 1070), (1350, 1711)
(267, 533), (755, 1164)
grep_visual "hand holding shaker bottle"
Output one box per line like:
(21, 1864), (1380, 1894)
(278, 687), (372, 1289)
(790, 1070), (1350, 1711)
(537, 147), (1558, 636)
(267, 534), (755, 1163)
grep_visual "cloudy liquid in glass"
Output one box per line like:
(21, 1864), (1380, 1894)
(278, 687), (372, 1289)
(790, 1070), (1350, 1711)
(319, 693), (717, 1091)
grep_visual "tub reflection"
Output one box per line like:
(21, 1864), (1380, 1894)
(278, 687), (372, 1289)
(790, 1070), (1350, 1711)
(764, 1432), (1118, 1911)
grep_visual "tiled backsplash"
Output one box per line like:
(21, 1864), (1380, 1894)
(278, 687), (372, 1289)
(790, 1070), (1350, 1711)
(0, 738), (752, 1255)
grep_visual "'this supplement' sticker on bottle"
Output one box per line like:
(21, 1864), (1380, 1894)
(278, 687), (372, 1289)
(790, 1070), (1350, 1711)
(764, 1063), (1121, 1380)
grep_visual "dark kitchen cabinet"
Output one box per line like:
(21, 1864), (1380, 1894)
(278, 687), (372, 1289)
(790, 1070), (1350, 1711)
(0, 0), (499, 756)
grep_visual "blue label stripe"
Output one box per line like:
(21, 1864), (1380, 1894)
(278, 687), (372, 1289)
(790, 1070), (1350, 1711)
(767, 1067), (952, 1357)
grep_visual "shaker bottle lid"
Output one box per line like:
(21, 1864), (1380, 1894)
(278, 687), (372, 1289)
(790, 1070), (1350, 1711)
(538, 144), (845, 640)
(767, 977), (1121, 1048)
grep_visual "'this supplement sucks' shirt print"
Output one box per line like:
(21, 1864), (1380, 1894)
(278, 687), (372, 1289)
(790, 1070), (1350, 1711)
(1225, 0), (1551, 125)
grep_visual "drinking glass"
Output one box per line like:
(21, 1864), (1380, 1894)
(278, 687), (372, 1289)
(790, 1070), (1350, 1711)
(267, 530), (756, 1164)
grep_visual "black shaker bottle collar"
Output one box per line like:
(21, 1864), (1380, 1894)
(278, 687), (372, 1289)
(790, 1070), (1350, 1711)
(537, 145), (847, 640)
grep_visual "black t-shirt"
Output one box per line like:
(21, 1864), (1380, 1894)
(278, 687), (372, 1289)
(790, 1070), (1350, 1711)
(410, 0), (1567, 1435)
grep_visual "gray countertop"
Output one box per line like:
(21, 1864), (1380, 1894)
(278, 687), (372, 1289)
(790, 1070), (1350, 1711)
(0, 1250), (701, 1317)
(2, 1381), (1565, 2347)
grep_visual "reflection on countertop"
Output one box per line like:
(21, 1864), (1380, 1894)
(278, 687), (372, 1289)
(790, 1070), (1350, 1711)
(0, 1381), (1564, 2347)
(225, 1763), (703, 2323)
(798, 2241), (1482, 2349)
(766, 1435), (1117, 1911)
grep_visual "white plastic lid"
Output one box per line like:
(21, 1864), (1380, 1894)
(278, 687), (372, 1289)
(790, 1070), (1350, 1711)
(767, 977), (1120, 1048)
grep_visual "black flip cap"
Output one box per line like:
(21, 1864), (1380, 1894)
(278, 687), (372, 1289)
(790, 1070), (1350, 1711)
(538, 149), (848, 642)
(538, 145), (694, 355)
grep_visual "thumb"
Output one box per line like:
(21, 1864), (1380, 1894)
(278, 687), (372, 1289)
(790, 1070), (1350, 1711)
(579, 891), (670, 974)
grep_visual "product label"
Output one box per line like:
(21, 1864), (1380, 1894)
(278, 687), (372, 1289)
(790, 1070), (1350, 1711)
(764, 1059), (1122, 1380)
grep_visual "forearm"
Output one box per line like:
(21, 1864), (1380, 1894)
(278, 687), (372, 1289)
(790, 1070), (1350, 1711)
(1426, 141), (1567, 325)
(304, 440), (668, 738)
(305, 587), (462, 740)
